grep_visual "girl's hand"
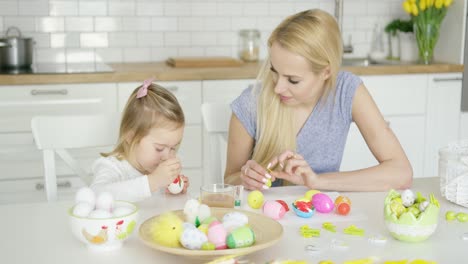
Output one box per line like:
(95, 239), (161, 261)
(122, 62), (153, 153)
(268, 150), (317, 187)
(148, 157), (181, 191)
(240, 160), (273, 191)
(180, 174), (189, 194)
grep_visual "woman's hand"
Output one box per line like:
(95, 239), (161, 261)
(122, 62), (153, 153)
(268, 150), (318, 187)
(240, 160), (273, 191)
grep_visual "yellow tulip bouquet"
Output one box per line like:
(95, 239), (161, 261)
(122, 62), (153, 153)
(402, 0), (454, 64)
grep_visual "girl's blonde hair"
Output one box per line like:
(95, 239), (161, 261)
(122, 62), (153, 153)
(103, 83), (185, 159)
(252, 9), (342, 167)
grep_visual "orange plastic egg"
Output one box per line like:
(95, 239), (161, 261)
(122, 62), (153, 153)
(334, 195), (351, 206)
(336, 202), (350, 215)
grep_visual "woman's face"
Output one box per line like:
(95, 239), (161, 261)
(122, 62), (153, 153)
(129, 124), (184, 174)
(269, 41), (329, 108)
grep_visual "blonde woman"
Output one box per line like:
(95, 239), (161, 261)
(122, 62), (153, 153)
(225, 9), (412, 191)
(91, 79), (189, 201)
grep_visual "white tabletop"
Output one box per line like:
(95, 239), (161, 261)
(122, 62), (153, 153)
(2, 177), (468, 264)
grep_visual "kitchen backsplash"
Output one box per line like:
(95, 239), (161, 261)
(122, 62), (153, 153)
(0, 0), (407, 66)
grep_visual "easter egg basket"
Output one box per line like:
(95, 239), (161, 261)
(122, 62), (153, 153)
(138, 208), (283, 261)
(439, 140), (468, 208)
(383, 190), (440, 243)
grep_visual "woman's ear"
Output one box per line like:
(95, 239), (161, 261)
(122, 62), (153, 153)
(321, 65), (331, 81)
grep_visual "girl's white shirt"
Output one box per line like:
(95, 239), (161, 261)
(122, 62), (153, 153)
(90, 156), (152, 202)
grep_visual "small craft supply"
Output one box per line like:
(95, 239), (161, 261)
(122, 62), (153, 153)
(368, 234), (387, 244)
(343, 257), (377, 264)
(304, 244), (321, 255)
(322, 222), (336, 233)
(299, 225), (320, 238)
(167, 175), (184, 194)
(343, 225), (365, 236)
(330, 239), (349, 250)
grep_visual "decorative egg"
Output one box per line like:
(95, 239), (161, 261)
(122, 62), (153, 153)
(167, 175), (184, 194)
(401, 189), (415, 207)
(112, 206), (134, 217)
(335, 195), (352, 215)
(226, 226), (255, 249)
(207, 221), (227, 250)
(72, 202), (94, 217)
(95, 192), (114, 212)
(247, 190), (264, 209)
(291, 202), (315, 218)
(88, 209), (113, 219)
(275, 200), (290, 211)
(75, 187), (96, 208)
(262, 200), (287, 220)
(311, 193), (334, 213)
(180, 228), (208, 250)
(304, 189), (321, 200)
(222, 212), (248, 232)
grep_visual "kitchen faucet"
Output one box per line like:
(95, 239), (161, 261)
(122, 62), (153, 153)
(335, 0), (354, 53)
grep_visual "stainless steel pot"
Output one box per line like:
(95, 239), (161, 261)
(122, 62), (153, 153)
(0, 27), (34, 69)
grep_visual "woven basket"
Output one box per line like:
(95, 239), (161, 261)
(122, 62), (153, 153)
(439, 140), (468, 207)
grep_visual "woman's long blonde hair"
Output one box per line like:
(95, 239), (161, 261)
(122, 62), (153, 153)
(103, 83), (185, 160)
(252, 9), (343, 167)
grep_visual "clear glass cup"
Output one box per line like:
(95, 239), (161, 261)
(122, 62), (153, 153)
(200, 184), (235, 208)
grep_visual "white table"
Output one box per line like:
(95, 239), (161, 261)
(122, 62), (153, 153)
(1, 177), (467, 263)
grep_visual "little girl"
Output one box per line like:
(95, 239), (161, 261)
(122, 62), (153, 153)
(90, 78), (189, 202)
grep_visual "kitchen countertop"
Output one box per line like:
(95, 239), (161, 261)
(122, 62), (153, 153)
(0, 61), (463, 85)
(2, 177), (468, 263)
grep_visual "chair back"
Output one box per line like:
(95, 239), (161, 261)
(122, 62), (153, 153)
(31, 114), (120, 201)
(201, 103), (231, 185)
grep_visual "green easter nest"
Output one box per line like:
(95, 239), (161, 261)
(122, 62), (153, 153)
(383, 190), (440, 242)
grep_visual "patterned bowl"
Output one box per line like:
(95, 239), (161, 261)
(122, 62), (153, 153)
(383, 190), (439, 243)
(69, 201), (138, 251)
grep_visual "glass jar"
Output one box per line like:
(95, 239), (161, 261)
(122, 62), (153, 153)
(438, 141), (468, 206)
(238, 29), (260, 62)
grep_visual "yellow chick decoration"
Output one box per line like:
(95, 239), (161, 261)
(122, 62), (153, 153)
(150, 212), (183, 247)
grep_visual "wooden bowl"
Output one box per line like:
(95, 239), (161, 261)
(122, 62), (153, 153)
(139, 207), (283, 261)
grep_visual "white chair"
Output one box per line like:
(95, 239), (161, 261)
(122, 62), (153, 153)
(31, 114), (120, 202)
(201, 103), (232, 185)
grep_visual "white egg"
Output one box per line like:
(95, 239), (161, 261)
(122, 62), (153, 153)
(75, 187), (96, 208)
(112, 206), (134, 217)
(183, 222), (197, 230)
(88, 209), (113, 219)
(167, 176), (184, 194)
(72, 202), (94, 217)
(197, 204), (211, 222)
(95, 192), (114, 212)
(401, 189), (415, 207)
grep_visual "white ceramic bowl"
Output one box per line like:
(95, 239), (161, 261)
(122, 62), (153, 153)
(69, 201), (138, 251)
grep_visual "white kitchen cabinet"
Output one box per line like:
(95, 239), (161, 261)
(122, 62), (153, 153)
(340, 74), (428, 178)
(0, 83), (118, 204)
(424, 73), (462, 177)
(117, 81), (203, 192)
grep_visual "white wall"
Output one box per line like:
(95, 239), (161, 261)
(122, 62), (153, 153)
(0, 0), (410, 67)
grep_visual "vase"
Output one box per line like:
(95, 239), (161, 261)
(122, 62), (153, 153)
(414, 22), (440, 64)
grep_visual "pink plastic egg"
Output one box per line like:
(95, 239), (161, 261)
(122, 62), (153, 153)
(207, 221), (227, 249)
(262, 200), (287, 220)
(311, 193), (334, 213)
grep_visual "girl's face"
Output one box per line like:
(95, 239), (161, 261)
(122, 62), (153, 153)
(269, 41), (330, 109)
(130, 124), (184, 174)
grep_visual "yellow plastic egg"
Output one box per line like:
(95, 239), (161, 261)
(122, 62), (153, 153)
(247, 190), (264, 209)
(304, 189), (320, 200)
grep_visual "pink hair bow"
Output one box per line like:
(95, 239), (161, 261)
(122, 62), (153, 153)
(136, 77), (155, 99)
